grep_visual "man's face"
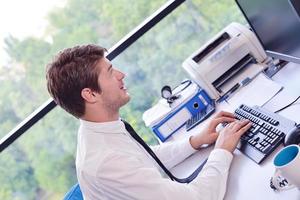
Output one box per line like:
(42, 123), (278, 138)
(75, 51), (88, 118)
(96, 58), (130, 110)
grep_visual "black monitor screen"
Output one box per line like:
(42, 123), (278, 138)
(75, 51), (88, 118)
(236, 0), (300, 64)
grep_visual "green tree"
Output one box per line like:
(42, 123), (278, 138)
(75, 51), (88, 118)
(0, 0), (245, 199)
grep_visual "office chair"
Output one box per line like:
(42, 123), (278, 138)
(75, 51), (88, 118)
(63, 183), (83, 200)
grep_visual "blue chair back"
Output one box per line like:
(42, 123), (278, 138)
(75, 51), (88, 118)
(64, 183), (83, 200)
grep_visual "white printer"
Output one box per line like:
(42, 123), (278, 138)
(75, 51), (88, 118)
(182, 22), (268, 100)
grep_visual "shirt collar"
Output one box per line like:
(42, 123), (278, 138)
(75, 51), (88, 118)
(79, 118), (127, 134)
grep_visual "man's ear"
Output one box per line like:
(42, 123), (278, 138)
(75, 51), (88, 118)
(81, 88), (97, 103)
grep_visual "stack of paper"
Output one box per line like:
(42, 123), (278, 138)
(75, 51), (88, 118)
(227, 73), (283, 108)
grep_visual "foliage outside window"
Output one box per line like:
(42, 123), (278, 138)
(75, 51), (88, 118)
(0, 0), (245, 199)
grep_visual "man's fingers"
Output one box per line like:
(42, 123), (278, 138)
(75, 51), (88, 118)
(212, 117), (236, 127)
(215, 111), (235, 119)
(236, 122), (252, 137)
(231, 119), (250, 131)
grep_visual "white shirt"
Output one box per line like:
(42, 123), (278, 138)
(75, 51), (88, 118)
(76, 119), (233, 200)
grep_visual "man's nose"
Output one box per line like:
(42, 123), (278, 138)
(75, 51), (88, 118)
(116, 69), (125, 80)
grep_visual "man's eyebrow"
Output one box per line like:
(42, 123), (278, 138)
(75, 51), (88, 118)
(107, 64), (112, 72)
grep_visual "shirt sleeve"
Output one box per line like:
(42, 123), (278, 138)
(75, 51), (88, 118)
(97, 148), (233, 200)
(190, 148), (233, 200)
(151, 137), (197, 169)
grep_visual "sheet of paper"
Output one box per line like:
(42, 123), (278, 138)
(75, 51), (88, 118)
(226, 73), (283, 109)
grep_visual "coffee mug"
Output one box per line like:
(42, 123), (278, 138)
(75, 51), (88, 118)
(270, 145), (300, 191)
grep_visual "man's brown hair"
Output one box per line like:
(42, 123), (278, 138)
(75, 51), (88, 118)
(46, 44), (106, 118)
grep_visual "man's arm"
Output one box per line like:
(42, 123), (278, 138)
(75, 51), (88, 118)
(151, 137), (197, 169)
(190, 149), (233, 200)
(151, 111), (238, 169)
(96, 149), (231, 200)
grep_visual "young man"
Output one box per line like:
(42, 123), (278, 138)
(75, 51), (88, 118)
(46, 44), (251, 200)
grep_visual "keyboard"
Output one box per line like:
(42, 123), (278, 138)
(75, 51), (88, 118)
(186, 103), (215, 131)
(234, 104), (296, 164)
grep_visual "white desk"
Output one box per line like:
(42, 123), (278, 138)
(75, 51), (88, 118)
(170, 62), (300, 200)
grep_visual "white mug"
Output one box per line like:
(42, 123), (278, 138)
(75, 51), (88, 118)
(270, 145), (300, 191)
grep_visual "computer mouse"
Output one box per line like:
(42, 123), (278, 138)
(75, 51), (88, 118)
(284, 124), (300, 146)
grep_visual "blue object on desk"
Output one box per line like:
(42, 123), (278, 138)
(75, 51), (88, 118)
(186, 102), (215, 131)
(152, 81), (214, 142)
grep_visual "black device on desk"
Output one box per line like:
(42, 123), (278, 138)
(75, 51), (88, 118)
(285, 124), (300, 146)
(234, 104), (296, 164)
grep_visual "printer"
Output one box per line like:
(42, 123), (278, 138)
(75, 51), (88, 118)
(182, 22), (268, 100)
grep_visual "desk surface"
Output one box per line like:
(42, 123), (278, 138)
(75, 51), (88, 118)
(170, 62), (300, 200)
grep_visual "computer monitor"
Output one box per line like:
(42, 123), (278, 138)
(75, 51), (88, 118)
(236, 0), (300, 64)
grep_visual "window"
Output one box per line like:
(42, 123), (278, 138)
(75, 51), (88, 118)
(0, 0), (165, 199)
(0, 0), (245, 199)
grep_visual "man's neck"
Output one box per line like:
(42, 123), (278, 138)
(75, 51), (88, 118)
(82, 108), (120, 123)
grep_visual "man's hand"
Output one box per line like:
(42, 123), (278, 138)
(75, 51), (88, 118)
(215, 119), (252, 153)
(190, 111), (236, 150)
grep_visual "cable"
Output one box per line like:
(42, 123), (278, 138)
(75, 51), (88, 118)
(274, 95), (300, 113)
